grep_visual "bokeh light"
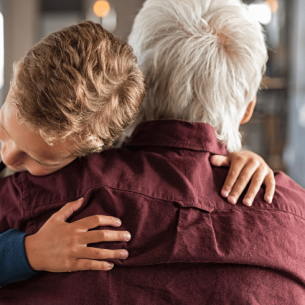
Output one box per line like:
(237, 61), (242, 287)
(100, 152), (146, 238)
(266, 0), (279, 14)
(93, 1), (111, 18)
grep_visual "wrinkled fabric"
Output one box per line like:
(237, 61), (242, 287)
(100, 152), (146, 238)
(0, 120), (304, 304)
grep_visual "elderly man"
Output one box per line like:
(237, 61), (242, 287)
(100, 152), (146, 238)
(0, 0), (304, 304)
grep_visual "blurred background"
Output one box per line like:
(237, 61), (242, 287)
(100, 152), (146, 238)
(0, 0), (304, 187)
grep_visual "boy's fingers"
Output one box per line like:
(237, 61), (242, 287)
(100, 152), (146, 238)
(264, 171), (275, 204)
(80, 230), (131, 244)
(78, 247), (129, 260)
(210, 155), (230, 167)
(221, 161), (246, 199)
(74, 215), (122, 230)
(54, 198), (84, 222)
(73, 259), (115, 271)
(227, 163), (259, 204)
(242, 170), (266, 206)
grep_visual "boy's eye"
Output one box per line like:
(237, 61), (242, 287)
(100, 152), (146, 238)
(33, 158), (44, 165)
(33, 158), (58, 167)
(35, 160), (43, 165)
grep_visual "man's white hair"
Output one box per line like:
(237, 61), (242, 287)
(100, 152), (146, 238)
(128, 0), (268, 151)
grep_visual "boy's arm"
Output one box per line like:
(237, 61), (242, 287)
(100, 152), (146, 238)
(211, 151), (275, 206)
(0, 229), (37, 287)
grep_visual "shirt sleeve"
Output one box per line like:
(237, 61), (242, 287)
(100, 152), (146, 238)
(0, 229), (38, 287)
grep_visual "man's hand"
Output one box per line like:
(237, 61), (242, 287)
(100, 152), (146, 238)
(24, 198), (131, 272)
(210, 151), (275, 206)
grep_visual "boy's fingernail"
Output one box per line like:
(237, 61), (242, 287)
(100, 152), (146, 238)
(115, 219), (122, 226)
(118, 250), (129, 259)
(75, 198), (84, 204)
(267, 196), (272, 204)
(221, 189), (229, 198)
(124, 232), (131, 241)
(243, 198), (252, 206)
(106, 263), (114, 270)
(228, 196), (237, 204)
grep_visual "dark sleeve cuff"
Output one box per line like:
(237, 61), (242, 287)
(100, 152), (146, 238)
(0, 229), (38, 287)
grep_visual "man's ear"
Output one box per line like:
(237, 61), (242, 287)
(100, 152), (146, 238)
(240, 95), (257, 125)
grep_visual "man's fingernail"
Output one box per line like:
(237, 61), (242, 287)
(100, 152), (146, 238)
(221, 189), (229, 198)
(228, 196), (237, 204)
(243, 198), (252, 206)
(267, 196), (272, 204)
(124, 232), (131, 241)
(106, 263), (114, 270)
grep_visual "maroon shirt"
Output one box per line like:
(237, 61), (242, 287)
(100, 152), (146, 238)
(0, 120), (304, 304)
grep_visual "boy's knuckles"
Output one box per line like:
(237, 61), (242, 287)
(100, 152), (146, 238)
(63, 259), (74, 271)
(228, 170), (239, 179)
(252, 177), (264, 185)
(238, 174), (249, 183)
(234, 155), (246, 163)
(98, 230), (108, 240)
(91, 215), (102, 225)
(93, 248), (104, 258)
(69, 245), (80, 257)
(249, 159), (261, 167)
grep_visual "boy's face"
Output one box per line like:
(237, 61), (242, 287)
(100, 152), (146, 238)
(0, 91), (76, 176)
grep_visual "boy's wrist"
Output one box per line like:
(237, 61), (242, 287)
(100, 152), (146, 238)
(24, 234), (42, 271)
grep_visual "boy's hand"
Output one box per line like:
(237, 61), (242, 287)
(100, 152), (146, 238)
(210, 151), (275, 206)
(24, 198), (131, 272)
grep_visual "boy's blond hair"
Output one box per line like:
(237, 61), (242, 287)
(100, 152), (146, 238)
(11, 21), (145, 156)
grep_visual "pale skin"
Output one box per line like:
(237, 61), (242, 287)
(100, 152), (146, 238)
(0, 91), (275, 272)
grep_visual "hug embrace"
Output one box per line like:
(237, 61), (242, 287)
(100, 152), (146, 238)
(0, 0), (304, 304)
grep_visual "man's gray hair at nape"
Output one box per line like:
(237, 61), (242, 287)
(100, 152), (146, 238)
(128, 0), (268, 152)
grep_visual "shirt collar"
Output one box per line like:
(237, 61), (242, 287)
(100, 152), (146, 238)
(125, 119), (227, 155)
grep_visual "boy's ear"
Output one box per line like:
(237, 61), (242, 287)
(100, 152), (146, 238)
(240, 95), (257, 125)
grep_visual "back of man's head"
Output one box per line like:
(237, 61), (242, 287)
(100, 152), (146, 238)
(129, 0), (268, 151)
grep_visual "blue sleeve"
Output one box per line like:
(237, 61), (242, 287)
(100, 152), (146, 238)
(0, 229), (38, 287)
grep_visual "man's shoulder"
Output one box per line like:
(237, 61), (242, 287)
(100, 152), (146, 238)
(270, 171), (305, 219)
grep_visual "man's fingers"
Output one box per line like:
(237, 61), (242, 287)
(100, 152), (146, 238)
(226, 163), (259, 204)
(74, 215), (122, 230)
(78, 247), (129, 260)
(242, 170), (266, 206)
(80, 230), (131, 244)
(210, 155), (230, 167)
(73, 259), (115, 271)
(54, 198), (84, 222)
(264, 171), (275, 204)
